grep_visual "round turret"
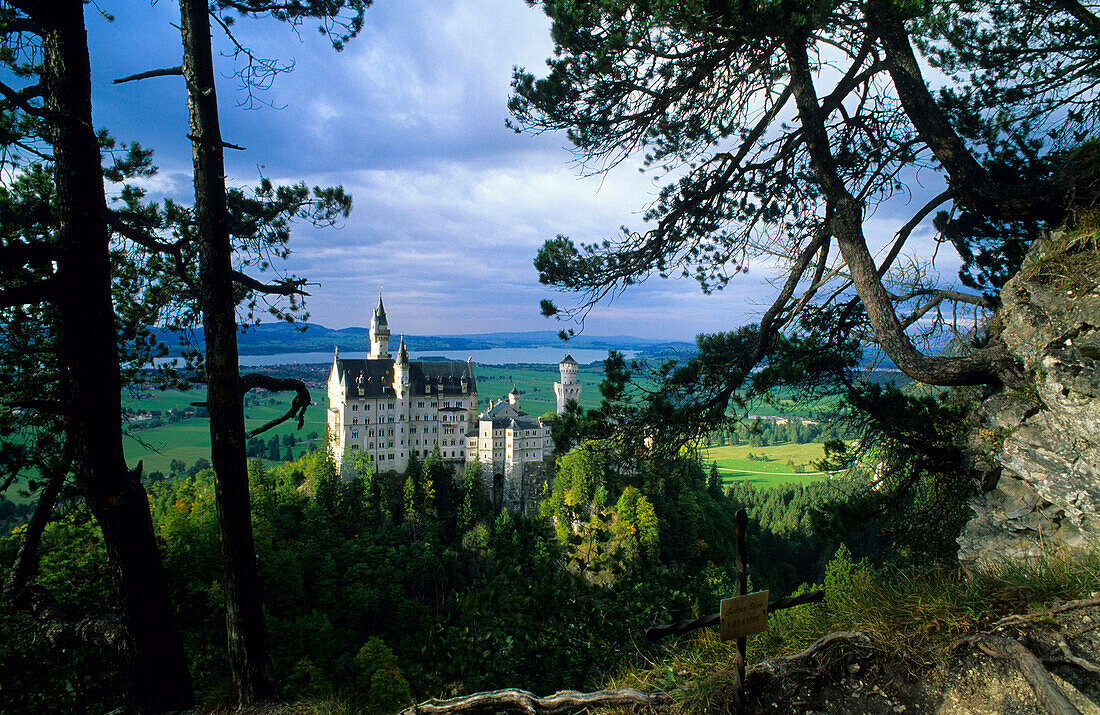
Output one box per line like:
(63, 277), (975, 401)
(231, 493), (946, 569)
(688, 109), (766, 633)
(555, 354), (582, 415)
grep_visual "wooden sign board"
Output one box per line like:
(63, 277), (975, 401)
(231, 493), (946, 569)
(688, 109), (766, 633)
(720, 590), (769, 641)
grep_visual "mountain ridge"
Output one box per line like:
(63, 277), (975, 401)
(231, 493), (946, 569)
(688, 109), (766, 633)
(153, 322), (697, 356)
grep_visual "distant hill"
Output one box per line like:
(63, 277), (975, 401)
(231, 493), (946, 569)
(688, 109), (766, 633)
(153, 323), (696, 356)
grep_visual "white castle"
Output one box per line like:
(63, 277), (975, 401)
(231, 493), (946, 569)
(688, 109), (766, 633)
(327, 294), (582, 511)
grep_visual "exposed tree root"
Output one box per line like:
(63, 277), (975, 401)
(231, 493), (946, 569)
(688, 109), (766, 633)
(749, 631), (872, 679)
(399, 687), (668, 714)
(1051, 632), (1100, 674)
(992, 597), (1100, 629)
(957, 635), (1081, 715)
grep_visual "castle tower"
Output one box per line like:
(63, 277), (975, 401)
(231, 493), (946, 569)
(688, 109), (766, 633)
(393, 334), (410, 396)
(369, 291), (391, 359)
(554, 354), (581, 414)
(508, 385), (520, 409)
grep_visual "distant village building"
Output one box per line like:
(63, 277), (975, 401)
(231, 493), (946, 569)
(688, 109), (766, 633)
(327, 293), (478, 474)
(553, 354), (582, 414)
(327, 294), (578, 513)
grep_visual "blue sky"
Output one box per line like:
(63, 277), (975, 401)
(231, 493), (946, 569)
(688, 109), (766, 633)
(86, 1), (957, 340)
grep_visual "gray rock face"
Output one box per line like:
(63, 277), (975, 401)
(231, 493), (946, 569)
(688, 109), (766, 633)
(958, 236), (1100, 572)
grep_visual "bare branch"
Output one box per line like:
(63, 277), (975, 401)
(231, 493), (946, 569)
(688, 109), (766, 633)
(0, 78), (45, 116)
(112, 66), (184, 84)
(107, 213), (179, 253)
(877, 189), (954, 279)
(240, 373), (310, 437)
(3, 438), (73, 603)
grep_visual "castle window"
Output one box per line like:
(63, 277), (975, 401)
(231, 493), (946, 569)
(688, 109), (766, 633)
(352, 404), (358, 411)
(431, 401), (437, 407)
(352, 418), (358, 425)
(365, 403), (371, 410)
(352, 430), (359, 438)
(351, 444), (359, 451)
(417, 401), (424, 408)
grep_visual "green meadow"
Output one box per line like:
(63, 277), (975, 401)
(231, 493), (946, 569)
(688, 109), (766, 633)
(123, 387), (327, 475)
(473, 362), (605, 417)
(702, 442), (831, 488)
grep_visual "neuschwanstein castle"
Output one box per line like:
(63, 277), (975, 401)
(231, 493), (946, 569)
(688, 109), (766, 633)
(326, 294), (583, 510)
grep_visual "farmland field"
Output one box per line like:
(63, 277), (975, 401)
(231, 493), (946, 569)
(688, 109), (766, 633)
(702, 442), (831, 488)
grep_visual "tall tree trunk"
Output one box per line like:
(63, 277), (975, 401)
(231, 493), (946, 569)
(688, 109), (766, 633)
(41, 1), (194, 710)
(178, 0), (278, 703)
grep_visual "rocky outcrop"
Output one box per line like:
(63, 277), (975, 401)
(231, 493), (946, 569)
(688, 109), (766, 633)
(958, 234), (1100, 571)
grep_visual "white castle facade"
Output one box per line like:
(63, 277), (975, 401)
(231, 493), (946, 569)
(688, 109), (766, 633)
(327, 295), (583, 511)
(327, 295), (479, 473)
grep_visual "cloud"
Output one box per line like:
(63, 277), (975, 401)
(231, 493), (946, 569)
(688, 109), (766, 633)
(84, 0), (975, 343)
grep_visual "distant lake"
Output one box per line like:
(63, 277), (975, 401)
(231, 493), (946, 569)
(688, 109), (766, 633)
(156, 347), (638, 367)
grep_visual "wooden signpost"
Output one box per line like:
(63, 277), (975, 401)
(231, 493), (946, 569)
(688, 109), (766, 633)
(719, 590), (770, 641)
(644, 508), (826, 714)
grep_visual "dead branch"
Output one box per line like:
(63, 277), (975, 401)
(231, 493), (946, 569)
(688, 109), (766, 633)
(399, 687), (667, 715)
(2, 438), (71, 603)
(240, 372), (311, 437)
(112, 66), (184, 84)
(748, 631), (872, 679)
(958, 635), (1081, 715)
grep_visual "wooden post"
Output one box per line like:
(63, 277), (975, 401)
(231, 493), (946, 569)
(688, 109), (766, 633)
(734, 507), (748, 713)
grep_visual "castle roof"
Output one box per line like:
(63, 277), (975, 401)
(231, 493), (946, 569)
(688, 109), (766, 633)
(336, 357), (475, 399)
(481, 397), (543, 431)
(560, 354), (578, 365)
(373, 293), (388, 327)
(486, 416), (542, 431)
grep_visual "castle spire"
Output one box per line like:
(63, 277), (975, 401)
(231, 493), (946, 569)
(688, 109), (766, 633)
(374, 289), (388, 326)
(369, 290), (391, 359)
